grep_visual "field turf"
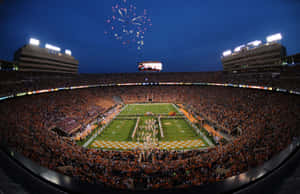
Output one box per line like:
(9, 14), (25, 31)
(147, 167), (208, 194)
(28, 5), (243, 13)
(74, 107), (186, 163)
(119, 103), (178, 115)
(94, 119), (136, 141)
(161, 119), (199, 141)
(86, 103), (210, 149)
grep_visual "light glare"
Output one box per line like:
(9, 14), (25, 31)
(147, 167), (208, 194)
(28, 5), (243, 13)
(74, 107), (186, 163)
(29, 38), (40, 46)
(247, 40), (262, 47)
(234, 45), (245, 52)
(223, 50), (232, 57)
(45, 44), (61, 52)
(266, 33), (282, 42)
(65, 49), (72, 56)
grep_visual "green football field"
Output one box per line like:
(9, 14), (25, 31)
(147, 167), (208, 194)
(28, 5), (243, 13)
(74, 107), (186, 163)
(161, 119), (200, 141)
(86, 103), (211, 149)
(119, 103), (178, 115)
(94, 119), (136, 141)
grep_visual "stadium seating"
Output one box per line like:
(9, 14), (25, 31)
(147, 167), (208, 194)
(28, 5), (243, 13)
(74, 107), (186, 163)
(1, 76), (300, 190)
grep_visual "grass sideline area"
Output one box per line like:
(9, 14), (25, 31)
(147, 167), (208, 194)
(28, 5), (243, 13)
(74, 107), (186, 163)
(161, 118), (202, 141)
(87, 103), (211, 149)
(94, 119), (136, 141)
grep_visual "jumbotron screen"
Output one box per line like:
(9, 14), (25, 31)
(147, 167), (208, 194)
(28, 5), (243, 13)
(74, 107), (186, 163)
(138, 61), (163, 72)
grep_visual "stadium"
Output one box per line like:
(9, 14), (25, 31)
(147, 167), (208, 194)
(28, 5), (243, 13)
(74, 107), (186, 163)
(1, 1), (300, 194)
(1, 70), (300, 193)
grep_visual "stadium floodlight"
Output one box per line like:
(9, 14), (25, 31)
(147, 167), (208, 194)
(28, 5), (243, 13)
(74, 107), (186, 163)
(222, 50), (232, 57)
(247, 40), (262, 47)
(45, 44), (61, 52)
(266, 33), (282, 43)
(234, 45), (245, 52)
(29, 38), (40, 46)
(65, 49), (72, 56)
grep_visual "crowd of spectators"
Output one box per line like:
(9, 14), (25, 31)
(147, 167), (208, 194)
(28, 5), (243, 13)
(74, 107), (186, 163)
(0, 82), (299, 190)
(1, 64), (299, 98)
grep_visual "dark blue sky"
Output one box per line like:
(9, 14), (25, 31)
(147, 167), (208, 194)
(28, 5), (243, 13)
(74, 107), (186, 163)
(0, 0), (300, 73)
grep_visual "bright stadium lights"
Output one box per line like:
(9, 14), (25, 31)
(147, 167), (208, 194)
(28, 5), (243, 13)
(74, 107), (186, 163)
(234, 45), (245, 52)
(29, 38), (40, 46)
(223, 50), (232, 57)
(65, 49), (72, 56)
(247, 40), (262, 47)
(266, 33), (282, 43)
(45, 44), (61, 52)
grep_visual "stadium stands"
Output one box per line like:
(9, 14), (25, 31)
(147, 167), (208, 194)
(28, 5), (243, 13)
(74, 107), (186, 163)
(0, 72), (300, 190)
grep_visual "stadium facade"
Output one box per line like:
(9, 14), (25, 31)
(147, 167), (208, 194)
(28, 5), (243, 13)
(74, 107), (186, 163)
(221, 43), (287, 73)
(14, 44), (78, 74)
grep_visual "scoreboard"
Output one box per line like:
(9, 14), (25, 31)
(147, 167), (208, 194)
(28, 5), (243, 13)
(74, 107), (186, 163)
(138, 61), (162, 72)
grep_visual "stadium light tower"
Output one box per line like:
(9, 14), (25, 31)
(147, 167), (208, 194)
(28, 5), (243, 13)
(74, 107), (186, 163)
(45, 44), (61, 52)
(29, 38), (40, 46)
(247, 40), (262, 47)
(234, 45), (245, 52)
(222, 50), (232, 57)
(65, 49), (72, 56)
(266, 33), (282, 43)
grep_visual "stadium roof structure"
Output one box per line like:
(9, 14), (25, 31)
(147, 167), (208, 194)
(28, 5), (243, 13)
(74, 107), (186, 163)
(222, 33), (283, 58)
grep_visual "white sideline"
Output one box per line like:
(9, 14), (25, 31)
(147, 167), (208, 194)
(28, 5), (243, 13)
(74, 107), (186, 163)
(83, 104), (128, 148)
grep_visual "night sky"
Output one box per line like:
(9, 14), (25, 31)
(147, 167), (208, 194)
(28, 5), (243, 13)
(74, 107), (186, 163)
(0, 0), (300, 73)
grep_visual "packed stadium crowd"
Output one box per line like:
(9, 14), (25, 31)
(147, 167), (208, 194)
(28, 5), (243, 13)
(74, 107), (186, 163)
(0, 82), (299, 190)
(0, 65), (299, 97)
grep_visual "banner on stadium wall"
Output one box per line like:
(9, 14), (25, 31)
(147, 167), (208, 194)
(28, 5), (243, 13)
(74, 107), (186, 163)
(101, 83), (116, 87)
(0, 96), (9, 101)
(193, 82), (207, 85)
(0, 82), (299, 102)
(89, 84), (101, 88)
(35, 89), (51, 94)
(118, 83), (138, 86)
(276, 88), (287, 92)
(70, 85), (89, 90)
(214, 83), (225, 86)
(289, 90), (300, 95)
(16, 92), (27, 97)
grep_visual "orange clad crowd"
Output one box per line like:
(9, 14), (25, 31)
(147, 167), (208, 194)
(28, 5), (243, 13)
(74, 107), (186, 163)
(0, 72), (300, 190)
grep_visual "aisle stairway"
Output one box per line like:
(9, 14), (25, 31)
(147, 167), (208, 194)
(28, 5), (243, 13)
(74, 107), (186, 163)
(113, 95), (124, 105)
